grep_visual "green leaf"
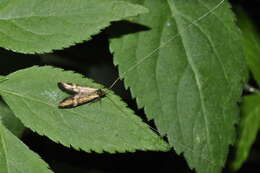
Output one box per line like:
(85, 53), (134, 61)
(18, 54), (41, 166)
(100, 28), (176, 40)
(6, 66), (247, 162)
(110, 0), (247, 172)
(232, 95), (260, 170)
(0, 100), (25, 137)
(0, 123), (53, 173)
(0, 66), (169, 153)
(0, 0), (148, 54)
(236, 8), (260, 85)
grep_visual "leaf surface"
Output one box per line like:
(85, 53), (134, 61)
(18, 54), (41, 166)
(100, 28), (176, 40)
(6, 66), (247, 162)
(232, 95), (260, 170)
(0, 66), (169, 153)
(110, 0), (246, 172)
(0, 123), (53, 173)
(0, 0), (148, 53)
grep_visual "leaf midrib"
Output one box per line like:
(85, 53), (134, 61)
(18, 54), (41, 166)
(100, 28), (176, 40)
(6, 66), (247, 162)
(170, 4), (212, 160)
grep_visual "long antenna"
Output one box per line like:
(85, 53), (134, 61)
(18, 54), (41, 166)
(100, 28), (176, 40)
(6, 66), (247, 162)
(106, 0), (226, 167)
(109, 0), (225, 90)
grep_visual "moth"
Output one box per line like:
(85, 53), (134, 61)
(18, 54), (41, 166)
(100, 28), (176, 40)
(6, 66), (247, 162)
(58, 82), (106, 108)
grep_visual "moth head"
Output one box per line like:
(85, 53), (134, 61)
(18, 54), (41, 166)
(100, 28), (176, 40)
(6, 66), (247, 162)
(96, 89), (106, 96)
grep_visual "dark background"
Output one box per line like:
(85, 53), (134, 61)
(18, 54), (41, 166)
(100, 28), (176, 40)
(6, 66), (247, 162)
(0, 0), (259, 172)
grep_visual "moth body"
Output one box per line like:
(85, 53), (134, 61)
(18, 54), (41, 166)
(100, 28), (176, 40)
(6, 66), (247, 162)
(58, 82), (106, 108)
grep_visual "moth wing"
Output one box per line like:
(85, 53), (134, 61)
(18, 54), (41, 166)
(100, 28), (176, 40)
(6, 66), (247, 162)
(58, 82), (78, 94)
(58, 94), (101, 108)
(79, 86), (99, 95)
(58, 96), (76, 108)
(58, 82), (98, 95)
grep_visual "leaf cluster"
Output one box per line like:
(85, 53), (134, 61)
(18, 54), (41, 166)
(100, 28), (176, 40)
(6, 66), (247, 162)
(0, 1), (259, 173)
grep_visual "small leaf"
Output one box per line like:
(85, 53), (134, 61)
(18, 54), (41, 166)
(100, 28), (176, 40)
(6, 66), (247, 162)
(0, 0), (148, 53)
(236, 7), (260, 85)
(0, 100), (25, 137)
(232, 95), (260, 170)
(0, 66), (169, 153)
(110, 0), (247, 172)
(0, 123), (53, 173)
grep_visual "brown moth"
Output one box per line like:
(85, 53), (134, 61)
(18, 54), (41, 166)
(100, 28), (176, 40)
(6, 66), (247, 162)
(58, 82), (106, 108)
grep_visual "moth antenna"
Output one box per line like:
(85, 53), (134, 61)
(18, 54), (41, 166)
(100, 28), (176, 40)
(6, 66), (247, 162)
(108, 77), (121, 90)
(57, 0), (225, 166)
(108, 0), (225, 90)
(106, 0), (225, 166)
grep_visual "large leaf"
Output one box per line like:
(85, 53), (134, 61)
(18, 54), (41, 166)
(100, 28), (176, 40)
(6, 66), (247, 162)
(0, 0), (148, 53)
(0, 123), (53, 173)
(236, 8), (260, 85)
(0, 100), (25, 137)
(0, 66), (169, 153)
(110, 0), (246, 172)
(232, 95), (260, 170)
